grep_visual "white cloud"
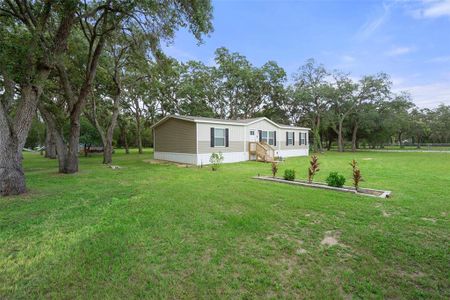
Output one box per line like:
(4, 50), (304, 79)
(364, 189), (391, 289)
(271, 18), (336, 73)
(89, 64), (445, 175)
(356, 2), (393, 40)
(341, 55), (355, 63)
(393, 81), (450, 108)
(428, 55), (450, 63)
(391, 76), (406, 86)
(410, 0), (450, 19)
(385, 46), (414, 56)
(333, 54), (357, 70)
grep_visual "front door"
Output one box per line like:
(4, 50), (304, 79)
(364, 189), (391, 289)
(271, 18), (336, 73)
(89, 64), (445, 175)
(249, 129), (257, 142)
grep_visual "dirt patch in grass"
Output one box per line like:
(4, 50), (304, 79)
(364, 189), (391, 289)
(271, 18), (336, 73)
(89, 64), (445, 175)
(296, 248), (307, 254)
(143, 159), (191, 168)
(202, 248), (215, 264)
(397, 269), (426, 280)
(321, 236), (339, 246)
(421, 217), (437, 223)
(321, 231), (341, 247)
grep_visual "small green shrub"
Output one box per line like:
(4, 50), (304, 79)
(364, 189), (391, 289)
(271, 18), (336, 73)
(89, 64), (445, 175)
(284, 169), (296, 181)
(325, 172), (346, 187)
(209, 152), (224, 171)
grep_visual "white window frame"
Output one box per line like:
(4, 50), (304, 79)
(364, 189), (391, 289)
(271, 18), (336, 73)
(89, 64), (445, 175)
(287, 132), (294, 145)
(214, 127), (226, 148)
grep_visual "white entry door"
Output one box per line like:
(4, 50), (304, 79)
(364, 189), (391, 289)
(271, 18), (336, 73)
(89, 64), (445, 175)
(249, 129), (257, 142)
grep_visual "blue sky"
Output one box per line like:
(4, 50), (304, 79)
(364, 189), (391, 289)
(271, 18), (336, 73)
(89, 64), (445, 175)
(164, 0), (450, 108)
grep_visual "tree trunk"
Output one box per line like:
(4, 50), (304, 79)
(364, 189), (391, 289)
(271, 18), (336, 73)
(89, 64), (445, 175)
(119, 124), (129, 154)
(54, 132), (69, 173)
(103, 94), (120, 164)
(0, 84), (42, 196)
(337, 120), (344, 152)
(134, 100), (143, 154)
(123, 128), (129, 154)
(351, 122), (358, 152)
(42, 108), (81, 176)
(103, 123), (117, 164)
(39, 104), (71, 173)
(313, 115), (323, 153)
(64, 117), (81, 173)
(45, 127), (57, 159)
(0, 136), (26, 196)
(103, 141), (113, 164)
(40, 103), (80, 174)
(327, 138), (332, 151)
(137, 124), (143, 154)
(398, 132), (403, 148)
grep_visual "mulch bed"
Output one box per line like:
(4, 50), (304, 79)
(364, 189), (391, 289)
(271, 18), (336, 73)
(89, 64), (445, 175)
(253, 176), (391, 198)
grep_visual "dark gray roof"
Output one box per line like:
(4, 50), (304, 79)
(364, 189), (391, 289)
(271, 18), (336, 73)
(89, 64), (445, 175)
(151, 115), (310, 130)
(175, 115), (263, 124)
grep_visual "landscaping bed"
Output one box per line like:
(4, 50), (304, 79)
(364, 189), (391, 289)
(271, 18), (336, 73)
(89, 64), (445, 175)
(253, 176), (391, 198)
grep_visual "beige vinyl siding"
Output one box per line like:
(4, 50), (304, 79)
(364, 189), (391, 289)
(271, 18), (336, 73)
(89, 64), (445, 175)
(246, 119), (278, 135)
(154, 118), (196, 154)
(279, 129), (309, 150)
(246, 119), (279, 149)
(245, 120), (308, 150)
(197, 123), (245, 154)
(198, 141), (245, 154)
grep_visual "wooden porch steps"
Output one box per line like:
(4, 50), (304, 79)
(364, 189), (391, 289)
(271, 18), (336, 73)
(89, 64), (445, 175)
(249, 142), (276, 163)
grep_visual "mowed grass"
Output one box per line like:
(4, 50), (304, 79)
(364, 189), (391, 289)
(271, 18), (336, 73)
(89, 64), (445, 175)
(0, 150), (449, 299)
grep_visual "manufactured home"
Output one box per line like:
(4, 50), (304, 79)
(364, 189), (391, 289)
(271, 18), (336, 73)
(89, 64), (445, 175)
(151, 115), (310, 165)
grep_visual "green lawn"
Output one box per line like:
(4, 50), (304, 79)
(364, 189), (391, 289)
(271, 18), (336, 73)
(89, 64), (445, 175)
(1, 150), (449, 299)
(329, 145), (450, 152)
(381, 145), (450, 151)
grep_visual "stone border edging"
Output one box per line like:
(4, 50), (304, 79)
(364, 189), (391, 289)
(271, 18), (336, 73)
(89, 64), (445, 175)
(253, 176), (391, 198)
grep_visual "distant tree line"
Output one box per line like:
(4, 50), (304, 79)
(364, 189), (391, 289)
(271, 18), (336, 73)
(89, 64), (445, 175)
(23, 48), (450, 156)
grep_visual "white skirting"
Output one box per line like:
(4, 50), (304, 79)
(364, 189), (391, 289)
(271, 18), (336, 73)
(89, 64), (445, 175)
(196, 152), (248, 165)
(277, 148), (309, 158)
(154, 151), (248, 165)
(154, 149), (308, 165)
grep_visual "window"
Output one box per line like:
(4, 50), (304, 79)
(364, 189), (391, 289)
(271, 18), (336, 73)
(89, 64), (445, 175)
(268, 131), (275, 146)
(250, 130), (255, 136)
(287, 132), (294, 145)
(260, 131), (275, 146)
(214, 128), (225, 147)
(261, 131), (268, 143)
(300, 132), (306, 145)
